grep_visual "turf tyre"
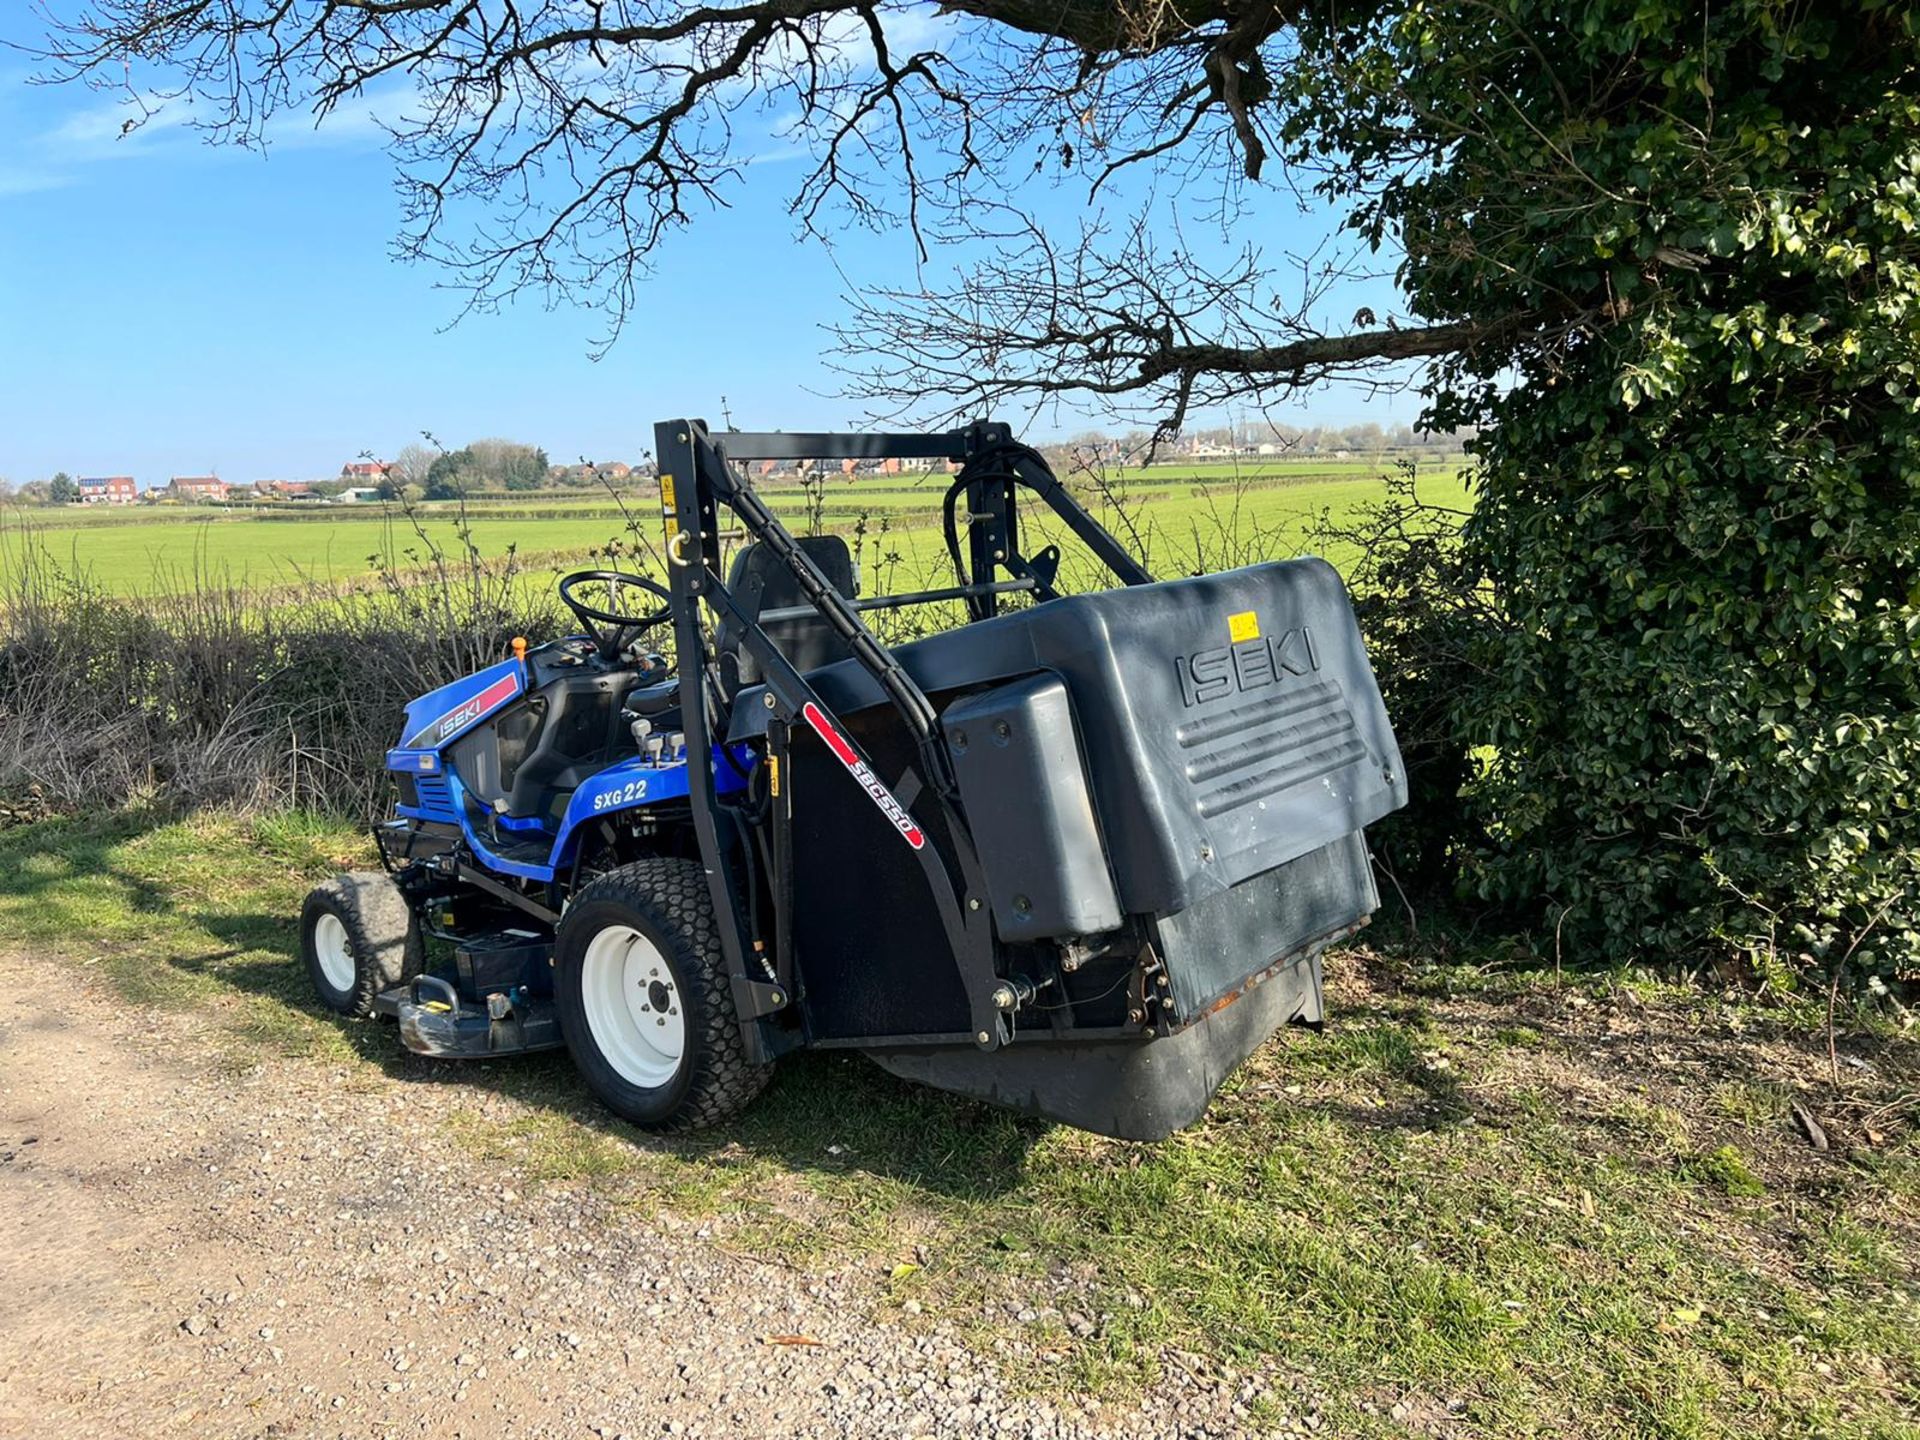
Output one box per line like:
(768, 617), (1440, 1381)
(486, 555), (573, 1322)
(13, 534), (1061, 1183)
(301, 871), (423, 1018)
(554, 858), (772, 1131)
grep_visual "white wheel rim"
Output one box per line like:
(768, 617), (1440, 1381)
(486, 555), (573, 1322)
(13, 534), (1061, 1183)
(580, 924), (685, 1088)
(313, 912), (354, 992)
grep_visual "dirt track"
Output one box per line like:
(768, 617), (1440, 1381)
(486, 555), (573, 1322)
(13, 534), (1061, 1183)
(0, 951), (1274, 1440)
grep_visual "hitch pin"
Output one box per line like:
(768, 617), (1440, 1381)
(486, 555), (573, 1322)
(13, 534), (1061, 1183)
(990, 974), (1045, 1011)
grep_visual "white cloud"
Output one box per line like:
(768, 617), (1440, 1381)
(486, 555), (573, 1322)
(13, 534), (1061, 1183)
(43, 93), (195, 151)
(14, 81), (404, 193)
(877, 4), (961, 53)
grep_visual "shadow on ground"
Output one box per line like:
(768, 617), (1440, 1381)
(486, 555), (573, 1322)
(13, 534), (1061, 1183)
(6, 807), (1914, 1208)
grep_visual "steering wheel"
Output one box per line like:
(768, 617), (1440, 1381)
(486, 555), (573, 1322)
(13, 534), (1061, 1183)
(558, 570), (674, 660)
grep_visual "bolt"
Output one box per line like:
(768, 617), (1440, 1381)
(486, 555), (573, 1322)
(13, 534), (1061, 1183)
(967, 897), (981, 912)
(668, 1006), (678, 1016)
(656, 1017), (666, 1027)
(1012, 894), (1032, 917)
(976, 1030), (993, 1046)
(1199, 844), (1214, 862)
(677, 431), (689, 442)
(764, 692), (777, 709)
(770, 991), (785, 1006)
(1157, 974), (1170, 988)
(991, 984), (1017, 1010)
(1128, 1008), (1144, 1024)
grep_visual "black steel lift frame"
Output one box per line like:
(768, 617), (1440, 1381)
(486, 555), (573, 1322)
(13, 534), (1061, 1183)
(650, 418), (1152, 1065)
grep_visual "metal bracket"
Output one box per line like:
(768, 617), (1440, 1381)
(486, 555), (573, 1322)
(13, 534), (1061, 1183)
(732, 976), (791, 1019)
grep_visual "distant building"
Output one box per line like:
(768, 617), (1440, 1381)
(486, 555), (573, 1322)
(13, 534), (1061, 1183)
(601, 462), (633, 480)
(259, 479), (319, 500)
(78, 476), (138, 505)
(168, 475), (228, 502)
(340, 461), (389, 481)
(337, 486), (383, 503)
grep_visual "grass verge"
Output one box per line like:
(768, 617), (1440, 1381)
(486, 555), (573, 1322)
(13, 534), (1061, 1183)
(0, 808), (1914, 1438)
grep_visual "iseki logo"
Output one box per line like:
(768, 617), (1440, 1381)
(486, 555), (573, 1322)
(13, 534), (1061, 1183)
(422, 673), (520, 745)
(1175, 627), (1318, 708)
(438, 699), (486, 739)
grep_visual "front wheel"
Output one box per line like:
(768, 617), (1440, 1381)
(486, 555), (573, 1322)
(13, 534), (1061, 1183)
(554, 859), (772, 1131)
(301, 872), (422, 1017)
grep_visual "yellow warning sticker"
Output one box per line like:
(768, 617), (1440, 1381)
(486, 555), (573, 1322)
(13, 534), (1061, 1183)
(659, 472), (677, 513)
(1228, 610), (1261, 643)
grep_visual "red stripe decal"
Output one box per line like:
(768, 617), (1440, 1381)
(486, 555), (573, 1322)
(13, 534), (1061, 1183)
(433, 672), (521, 740)
(800, 702), (926, 850)
(475, 674), (519, 709)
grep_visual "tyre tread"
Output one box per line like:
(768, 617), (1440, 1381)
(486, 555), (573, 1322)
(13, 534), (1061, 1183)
(302, 871), (423, 1017)
(562, 858), (771, 1131)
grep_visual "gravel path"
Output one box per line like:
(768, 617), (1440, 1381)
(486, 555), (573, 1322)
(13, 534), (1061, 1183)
(0, 952), (1278, 1439)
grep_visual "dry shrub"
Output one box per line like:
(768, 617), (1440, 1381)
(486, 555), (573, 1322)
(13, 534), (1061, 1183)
(0, 516), (566, 819)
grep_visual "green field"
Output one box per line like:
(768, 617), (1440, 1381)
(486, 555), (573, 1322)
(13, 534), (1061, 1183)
(0, 460), (1473, 595)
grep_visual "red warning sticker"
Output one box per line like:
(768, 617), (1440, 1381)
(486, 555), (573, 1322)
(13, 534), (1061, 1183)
(800, 702), (926, 850)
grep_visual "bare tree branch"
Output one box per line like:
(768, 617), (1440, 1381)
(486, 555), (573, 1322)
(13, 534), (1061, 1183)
(833, 218), (1555, 432)
(26, 0), (1501, 419)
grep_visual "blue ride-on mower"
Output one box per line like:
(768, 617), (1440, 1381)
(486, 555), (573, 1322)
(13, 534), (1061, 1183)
(300, 419), (1407, 1138)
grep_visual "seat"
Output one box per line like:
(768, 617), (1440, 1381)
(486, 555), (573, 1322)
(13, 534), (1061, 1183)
(624, 676), (681, 718)
(714, 535), (857, 686)
(502, 671), (643, 823)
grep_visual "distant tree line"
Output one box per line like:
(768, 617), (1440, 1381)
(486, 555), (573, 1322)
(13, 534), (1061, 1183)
(1, 419), (1452, 509)
(415, 439), (551, 499)
(0, 472), (80, 505)
(1045, 420), (1468, 466)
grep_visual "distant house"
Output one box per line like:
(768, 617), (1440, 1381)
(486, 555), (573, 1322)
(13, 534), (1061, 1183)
(168, 475), (228, 502)
(78, 476), (138, 505)
(340, 461), (389, 482)
(601, 461), (633, 481)
(260, 479), (319, 500)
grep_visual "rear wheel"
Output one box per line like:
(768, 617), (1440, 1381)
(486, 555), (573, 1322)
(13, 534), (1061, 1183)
(554, 859), (772, 1131)
(301, 872), (422, 1017)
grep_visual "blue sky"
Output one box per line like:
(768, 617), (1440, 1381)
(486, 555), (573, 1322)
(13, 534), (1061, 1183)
(0, 11), (1413, 486)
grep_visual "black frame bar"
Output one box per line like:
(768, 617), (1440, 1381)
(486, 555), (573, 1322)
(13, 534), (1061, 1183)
(758, 577), (1036, 624)
(649, 417), (1150, 1062)
(710, 426), (1007, 462)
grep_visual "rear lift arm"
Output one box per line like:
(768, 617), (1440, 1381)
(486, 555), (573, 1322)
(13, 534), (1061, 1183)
(945, 438), (1154, 620)
(650, 419), (1162, 1064)
(653, 420), (1002, 1062)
